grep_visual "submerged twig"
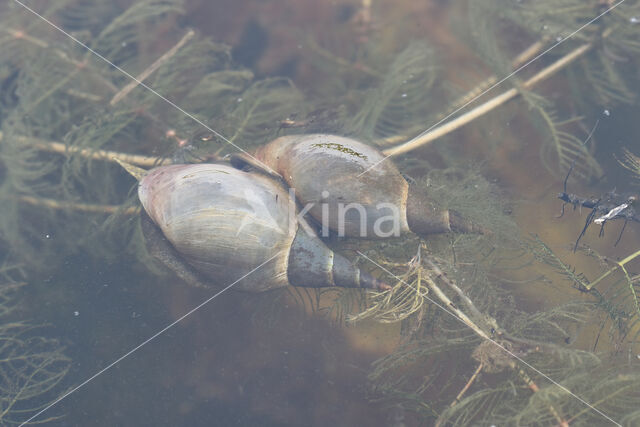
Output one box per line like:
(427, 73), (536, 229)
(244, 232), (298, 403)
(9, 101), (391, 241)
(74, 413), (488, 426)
(0, 132), (170, 167)
(383, 36), (603, 157)
(424, 275), (490, 340)
(110, 29), (195, 105)
(586, 249), (640, 324)
(617, 148), (640, 178)
(423, 256), (487, 325)
(17, 195), (139, 215)
(469, 340), (569, 427)
(355, 246), (491, 339)
(305, 38), (380, 78)
(2, 27), (48, 47)
(516, 367), (570, 427)
(434, 362), (484, 427)
(3, 27), (119, 93)
(436, 38), (550, 125)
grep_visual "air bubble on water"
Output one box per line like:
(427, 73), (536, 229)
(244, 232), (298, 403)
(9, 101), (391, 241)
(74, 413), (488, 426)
(556, 36), (563, 42)
(603, 109), (610, 116)
(630, 16), (639, 24)
(401, 93), (407, 98)
(237, 97), (243, 103)
(74, 311), (80, 317)
(45, 234), (51, 239)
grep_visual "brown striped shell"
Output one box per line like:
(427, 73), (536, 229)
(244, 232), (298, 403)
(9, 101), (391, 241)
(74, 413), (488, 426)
(232, 134), (486, 238)
(248, 134), (410, 238)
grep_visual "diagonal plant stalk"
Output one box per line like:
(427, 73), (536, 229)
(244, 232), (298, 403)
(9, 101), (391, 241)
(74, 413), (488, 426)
(587, 249), (640, 290)
(110, 29), (195, 105)
(375, 37), (550, 147)
(435, 359), (570, 427)
(586, 249), (640, 324)
(0, 132), (171, 167)
(10, 36), (607, 165)
(1, 27), (119, 93)
(360, 245), (572, 427)
(382, 35), (602, 157)
(438, 38), (550, 119)
(5, 26), (614, 178)
(17, 195), (139, 215)
(0, 26), (195, 165)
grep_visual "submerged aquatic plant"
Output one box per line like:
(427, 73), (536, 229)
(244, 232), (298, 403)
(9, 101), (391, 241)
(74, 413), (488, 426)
(618, 147), (640, 181)
(0, 0), (306, 272)
(531, 235), (640, 351)
(0, 0), (639, 425)
(0, 262), (70, 426)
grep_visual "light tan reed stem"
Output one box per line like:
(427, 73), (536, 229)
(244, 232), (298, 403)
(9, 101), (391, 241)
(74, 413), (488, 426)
(18, 195), (139, 215)
(382, 41), (593, 157)
(0, 132), (169, 167)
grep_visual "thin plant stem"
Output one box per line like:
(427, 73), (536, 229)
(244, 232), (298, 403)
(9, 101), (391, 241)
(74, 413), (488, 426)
(587, 249), (640, 290)
(305, 38), (381, 78)
(436, 38), (550, 124)
(514, 366), (570, 427)
(424, 256), (486, 324)
(0, 132), (170, 167)
(424, 275), (490, 340)
(110, 29), (195, 105)
(375, 36), (548, 147)
(18, 195), (139, 215)
(434, 363), (484, 427)
(452, 363), (483, 406)
(2, 27), (48, 47)
(3, 27), (119, 93)
(382, 39), (597, 157)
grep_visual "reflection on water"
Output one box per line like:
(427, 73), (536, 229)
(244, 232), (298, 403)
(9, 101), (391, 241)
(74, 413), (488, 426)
(1, 0), (639, 425)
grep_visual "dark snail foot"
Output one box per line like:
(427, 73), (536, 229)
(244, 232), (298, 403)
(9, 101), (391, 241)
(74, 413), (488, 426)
(140, 212), (211, 289)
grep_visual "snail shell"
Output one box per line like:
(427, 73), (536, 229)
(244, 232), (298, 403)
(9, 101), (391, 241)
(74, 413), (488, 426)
(232, 134), (485, 238)
(138, 163), (388, 292)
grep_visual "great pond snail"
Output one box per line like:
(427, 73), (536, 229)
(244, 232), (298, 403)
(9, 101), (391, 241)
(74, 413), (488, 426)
(231, 134), (486, 238)
(123, 161), (389, 292)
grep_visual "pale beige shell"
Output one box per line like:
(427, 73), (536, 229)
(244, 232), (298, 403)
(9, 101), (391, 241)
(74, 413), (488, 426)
(139, 163), (296, 292)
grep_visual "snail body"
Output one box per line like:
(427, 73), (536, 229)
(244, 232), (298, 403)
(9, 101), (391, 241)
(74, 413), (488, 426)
(136, 163), (388, 292)
(232, 134), (485, 238)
